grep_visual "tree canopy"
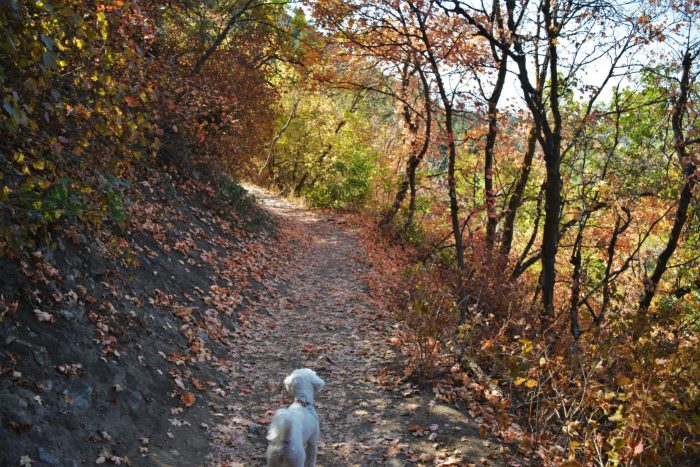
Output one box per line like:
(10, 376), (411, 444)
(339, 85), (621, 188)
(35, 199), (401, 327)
(2, 0), (698, 464)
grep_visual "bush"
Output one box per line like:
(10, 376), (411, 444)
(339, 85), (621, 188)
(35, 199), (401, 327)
(214, 175), (257, 219)
(397, 263), (459, 376)
(306, 147), (375, 209)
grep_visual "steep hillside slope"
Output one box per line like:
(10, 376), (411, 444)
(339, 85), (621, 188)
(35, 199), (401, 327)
(0, 174), (286, 465)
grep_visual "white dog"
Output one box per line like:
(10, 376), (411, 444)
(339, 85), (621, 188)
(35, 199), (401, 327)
(266, 368), (325, 467)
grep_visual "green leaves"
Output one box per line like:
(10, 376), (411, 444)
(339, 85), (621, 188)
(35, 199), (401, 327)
(0, 1), (157, 254)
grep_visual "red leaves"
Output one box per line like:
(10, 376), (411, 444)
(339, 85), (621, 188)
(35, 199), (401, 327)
(123, 95), (139, 108)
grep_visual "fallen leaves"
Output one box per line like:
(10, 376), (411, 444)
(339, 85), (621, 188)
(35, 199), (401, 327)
(180, 392), (196, 407)
(513, 377), (538, 388)
(407, 422), (425, 433)
(33, 309), (55, 323)
(56, 363), (83, 378)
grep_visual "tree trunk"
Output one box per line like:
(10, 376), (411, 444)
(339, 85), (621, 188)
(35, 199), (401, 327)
(484, 1), (508, 252)
(483, 44), (508, 250)
(381, 66), (432, 228)
(501, 126), (537, 256)
(413, 2), (467, 320)
(193, 0), (256, 74)
(639, 51), (697, 313)
(538, 0), (563, 333)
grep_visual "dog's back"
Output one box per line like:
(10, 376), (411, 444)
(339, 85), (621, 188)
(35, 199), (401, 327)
(267, 369), (324, 467)
(266, 409), (305, 467)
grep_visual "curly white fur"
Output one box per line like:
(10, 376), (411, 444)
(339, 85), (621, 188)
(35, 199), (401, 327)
(266, 368), (325, 467)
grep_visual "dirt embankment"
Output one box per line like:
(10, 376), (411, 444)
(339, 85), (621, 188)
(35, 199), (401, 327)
(0, 175), (285, 466)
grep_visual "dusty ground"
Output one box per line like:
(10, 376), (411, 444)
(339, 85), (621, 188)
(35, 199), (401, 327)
(207, 186), (510, 467)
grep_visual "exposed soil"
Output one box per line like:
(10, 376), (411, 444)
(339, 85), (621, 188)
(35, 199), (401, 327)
(1, 180), (514, 466)
(0, 176), (282, 466)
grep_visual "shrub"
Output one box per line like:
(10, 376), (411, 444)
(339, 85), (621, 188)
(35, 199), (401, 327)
(306, 147), (375, 209)
(397, 263), (459, 376)
(214, 175), (257, 219)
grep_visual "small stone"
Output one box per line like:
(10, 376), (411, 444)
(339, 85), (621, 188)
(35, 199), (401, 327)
(248, 422), (263, 435)
(88, 252), (107, 276)
(58, 309), (76, 320)
(32, 348), (50, 366)
(36, 447), (60, 465)
(63, 381), (92, 410)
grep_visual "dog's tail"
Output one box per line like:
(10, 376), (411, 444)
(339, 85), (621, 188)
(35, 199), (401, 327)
(266, 409), (291, 443)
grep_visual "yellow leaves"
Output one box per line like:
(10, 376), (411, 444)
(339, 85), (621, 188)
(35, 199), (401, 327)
(0, 186), (11, 202)
(32, 160), (45, 171)
(514, 377), (538, 388)
(615, 374), (631, 386)
(608, 406), (625, 422)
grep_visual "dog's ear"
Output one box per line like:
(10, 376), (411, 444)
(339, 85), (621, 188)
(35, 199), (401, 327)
(283, 373), (296, 396)
(310, 373), (325, 393)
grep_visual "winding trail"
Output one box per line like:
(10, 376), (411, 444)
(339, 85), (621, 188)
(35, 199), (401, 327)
(207, 187), (507, 466)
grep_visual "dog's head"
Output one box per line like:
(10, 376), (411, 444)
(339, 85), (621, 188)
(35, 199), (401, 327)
(284, 368), (325, 405)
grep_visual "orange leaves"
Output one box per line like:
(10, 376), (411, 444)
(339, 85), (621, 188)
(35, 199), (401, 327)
(190, 377), (205, 391)
(407, 422), (425, 433)
(123, 95), (139, 107)
(180, 392), (196, 407)
(301, 342), (321, 354)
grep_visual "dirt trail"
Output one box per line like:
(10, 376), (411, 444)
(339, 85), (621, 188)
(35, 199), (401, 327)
(207, 187), (508, 467)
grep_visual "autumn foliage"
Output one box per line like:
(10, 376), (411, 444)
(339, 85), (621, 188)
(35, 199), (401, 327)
(2, 0), (699, 465)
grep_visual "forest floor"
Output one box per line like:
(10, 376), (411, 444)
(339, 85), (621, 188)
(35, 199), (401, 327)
(0, 180), (516, 466)
(206, 186), (511, 466)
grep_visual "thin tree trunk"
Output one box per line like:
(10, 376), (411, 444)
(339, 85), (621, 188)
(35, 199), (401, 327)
(569, 213), (588, 343)
(403, 172), (418, 231)
(484, 39), (508, 249)
(193, 0), (256, 74)
(501, 126), (537, 256)
(639, 51), (697, 313)
(412, 2), (467, 319)
(259, 98), (300, 180)
(382, 65), (432, 228)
